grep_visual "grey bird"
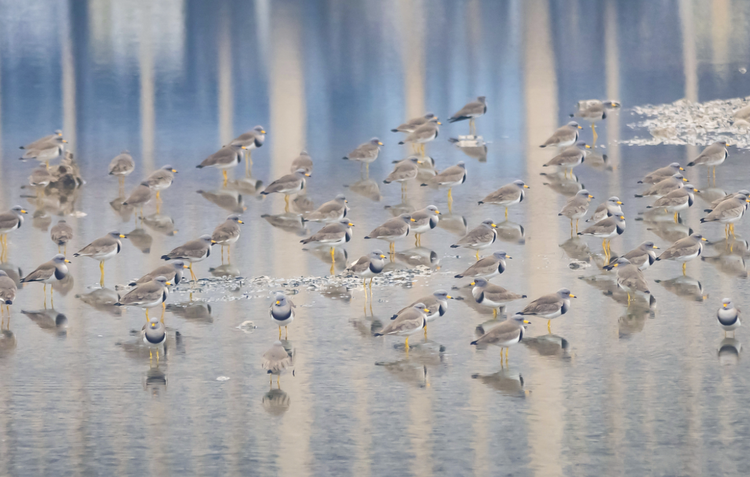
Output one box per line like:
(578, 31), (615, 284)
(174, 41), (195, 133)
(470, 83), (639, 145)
(301, 219), (354, 267)
(20, 135), (67, 168)
(470, 277), (527, 318)
(197, 144), (246, 185)
(617, 241), (659, 271)
(0, 207), (27, 257)
(603, 257), (651, 304)
(478, 180), (529, 219)
(74, 231), (127, 286)
(347, 250), (387, 298)
(212, 215), (243, 262)
(540, 121), (582, 148)
(655, 233), (707, 275)
(108, 150), (135, 187)
(448, 96), (487, 135)
(290, 150), (313, 175)
(374, 302), (429, 351)
(364, 215), (411, 256)
(700, 194), (750, 239)
(20, 254), (70, 307)
(544, 142), (591, 177)
(142, 317), (167, 361)
(270, 293), (295, 339)
(231, 125), (266, 174)
(638, 162), (684, 184)
(122, 182), (153, 217)
(421, 161), (467, 208)
(707, 190), (750, 211)
(471, 315), (531, 364)
(686, 140), (728, 179)
(144, 165), (178, 200)
(117, 276), (170, 321)
(342, 137), (383, 174)
(384, 157), (422, 195)
(262, 341), (293, 387)
(578, 214), (626, 261)
(451, 219), (497, 260)
(261, 169), (310, 213)
(161, 235), (215, 281)
(635, 173), (688, 198)
(559, 189), (595, 233)
(571, 100), (621, 141)
(647, 183), (698, 223)
(717, 298), (741, 337)
(303, 194), (348, 223)
(50, 219), (74, 254)
(408, 205), (440, 246)
(20, 130), (63, 151)
(0, 270), (17, 321)
(518, 288), (576, 332)
(393, 290), (455, 336)
(131, 261), (188, 287)
(586, 196), (623, 223)
(391, 113), (436, 133)
(455, 251), (510, 280)
(398, 118), (440, 155)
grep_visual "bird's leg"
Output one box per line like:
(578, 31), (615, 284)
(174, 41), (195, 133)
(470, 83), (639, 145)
(602, 239), (608, 258)
(50, 288), (54, 308)
(476, 250), (480, 261)
(156, 190), (161, 202)
(246, 151), (252, 176)
(576, 219), (580, 234)
(369, 277), (374, 294)
(570, 219), (573, 237)
(415, 234), (419, 247)
(58, 245), (61, 254)
(447, 188), (453, 210)
(591, 123), (598, 144)
(99, 261), (105, 287)
(674, 212), (678, 223)
(277, 375), (281, 389)
(365, 162), (370, 178)
(222, 170), (228, 186)
(547, 320), (551, 333)
(713, 167), (716, 181)
(506, 347), (509, 361)
(363, 278), (367, 303)
(146, 308), (150, 321)
(682, 262), (687, 276)
(404, 336), (410, 352)
(285, 326), (288, 340)
(493, 308), (498, 319)
(330, 247), (335, 264)
(227, 244), (231, 263)
(731, 223), (736, 238)
(725, 225), (729, 240)
(221, 246), (224, 264)
(284, 195), (290, 213)
(64, 244), (67, 256)
(505, 207), (509, 219)
(161, 302), (165, 323)
(269, 374), (273, 387)
(627, 293), (631, 306)
(278, 326), (282, 339)
(189, 263), (197, 281)
(156, 349), (160, 364)
(149, 349), (153, 361)
(424, 324), (427, 339)
(469, 119), (475, 137)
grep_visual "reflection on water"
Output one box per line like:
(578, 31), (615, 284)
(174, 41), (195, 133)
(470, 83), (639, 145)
(3, 0), (750, 474)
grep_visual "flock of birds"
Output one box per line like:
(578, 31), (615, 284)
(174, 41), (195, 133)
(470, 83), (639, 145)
(1, 94), (746, 387)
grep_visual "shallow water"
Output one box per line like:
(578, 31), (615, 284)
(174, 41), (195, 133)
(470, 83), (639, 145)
(2, 0), (750, 475)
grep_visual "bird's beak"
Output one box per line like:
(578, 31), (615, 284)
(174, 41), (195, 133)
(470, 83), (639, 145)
(172, 169), (178, 173)
(617, 201), (623, 205)
(584, 144), (591, 148)
(417, 160), (423, 164)
(119, 234), (126, 238)
(570, 294), (577, 298)
(682, 177), (688, 182)
(446, 295), (453, 299)
(20, 209), (27, 214)
(423, 308), (430, 313)
(653, 245), (659, 249)
(348, 222), (354, 227)
(64, 259), (71, 263)
(435, 209), (440, 214)
(613, 263), (619, 267)
(679, 167), (685, 171)
(57, 132), (62, 136)
(410, 218), (416, 222)
(238, 220), (244, 224)
(211, 240), (217, 244)
(693, 188), (699, 192)
(588, 195), (594, 199)
(183, 264), (189, 269)
(723, 304), (728, 308)
(523, 319), (531, 324)
(491, 223), (497, 228)
(379, 254), (386, 259)
(378, 142), (384, 146)
(62, 139), (68, 143)
(701, 237), (707, 241)
(577, 125), (583, 129)
(165, 281), (171, 286)
(437, 121), (442, 125)
(345, 200), (348, 203)
(470, 281), (476, 286)
(151, 323), (156, 328)
(619, 215), (625, 219)
(523, 185), (530, 189)
(241, 146), (247, 150)
(276, 301), (280, 305)
(261, 130), (266, 134)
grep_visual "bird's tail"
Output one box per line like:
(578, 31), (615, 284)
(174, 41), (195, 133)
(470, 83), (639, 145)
(470, 340), (478, 345)
(161, 255), (171, 260)
(374, 333), (383, 337)
(454, 274), (463, 278)
(398, 141), (405, 145)
(390, 129), (399, 133)
(450, 244), (459, 248)
(196, 165), (204, 169)
(634, 194), (644, 198)
(686, 161), (695, 167)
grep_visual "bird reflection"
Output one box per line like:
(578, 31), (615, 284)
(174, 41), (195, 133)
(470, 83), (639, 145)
(391, 155), (438, 182)
(261, 213), (310, 236)
(701, 254), (748, 279)
(384, 201), (415, 217)
(522, 334), (571, 359)
(351, 315), (383, 337)
(52, 273), (74, 297)
(197, 189), (247, 213)
(208, 263), (241, 277)
(317, 285), (352, 302)
(166, 302), (213, 323)
(0, 263), (23, 286)
(471, 370), (528, 397)
(262, 389), (291, 416)
(142, 365), (168, 395)
(142, 213), (178, 236)
(0, 328), (16, 357)
(110, 196), (135, 222)
(540, 171), (583, 198)
(495, 220), (526, 245)
(654, 275), (707, 302)
(717, 337), (742, 365)
(31, 209), (52, 232)
(376, 361), (429, 387)
(22, 309), (68, 336)
(639, 214), (693, 243)
(394, 247), (439, 268)
(583, 150), (611, 172)
(436, 214), (468, 237)
(560, 236), (592, 263)
(448, 136), (488, 162)
(696, 187), (728, 206)
(76, 287), (122, 316)
(618, 295), (657, 338)
(346, 178), (382, 202)
(303, 246), (348, 273)
(292, 194), (315, 214)
(227, 176), (264, 196)
(126, 228), (152, 254)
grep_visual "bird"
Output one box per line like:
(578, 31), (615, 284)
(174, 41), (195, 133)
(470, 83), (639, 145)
(700, 194), (750, 239)
(543, 142), (591, 177)
(570, 100), (621, 141)
(375, 302), (429, 351)
(20, 135), (67, 168)
(122, 182), (153, 218)
(408, 205), (440, 246)
(342, 138), (383, 174)
(211, 215), (243, 263)
(477, 180), (529, 219)
(647, 183), (698, 223)
(518, 288), (576, 332)
(636, 173), (688, 198)
(586, 196), (623, 223)
(0, 270), (17, 321)
(392, 290), (454, 337)
(448, 96), (487, 136)
(655, 233), (707, 276)
(616, 241), (660, 271)
(290, 150), (313, 175)
(686, 140), (728, 180)
(302, 194), (348, 223)
(108, 150), (135, 188)
(301, 219), (354, 268)
(603, 257), (651, 304)
(74, 231), (127, 286)
(197, 144), (246, 185)
(638, 162), (684, 184)
(144, 165), (178, 200)
(0, 206), (27, 261)
(540, 121), (582, 148)
(469, 278), (527, 319)
(20, 130), (63, 151)
(131, 261), (187, 287)
(559, 189), (595, 234)
(142, 317), (167, 362)
(262, 341), (293, 388)
(391, 113), (436, 133)
(261, 169), (310, 213)
(420, 161), (467, 210)
(455, 251), (510, 280)
(383, 157), (422, 196)
(451, 219), (497, 260)
(161, 235), (215, 281)
(117, 276), (170, 322)
(706, 189), (750, 212)
(717, 298), (740, 337)
(471, 314), (530, 364)
(230, 125), (266, 174)
(578, 214), (626, 261)
(364, 215), (411, 257)
(270, 293), (295, 339)
(346, 250), (387, 300)
(398, 117), (440, 156)
(20, 254), (70, 307)
(50, 219), (74, 254)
